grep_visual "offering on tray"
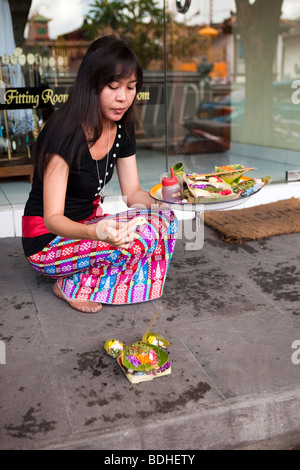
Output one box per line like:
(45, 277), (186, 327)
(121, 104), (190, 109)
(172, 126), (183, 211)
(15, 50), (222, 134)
(213, 164), (256, 184)
(231, 176), (272, 197)
(153, 163), (271, 204)
(182, 173), (239, 203)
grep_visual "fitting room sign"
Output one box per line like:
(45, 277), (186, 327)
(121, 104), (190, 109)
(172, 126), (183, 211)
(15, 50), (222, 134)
(0, 86), (69, 109)
(0, 86), (152, 110)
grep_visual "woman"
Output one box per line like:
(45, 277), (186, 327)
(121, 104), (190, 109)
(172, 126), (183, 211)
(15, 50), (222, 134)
(22, 36), (178, 313)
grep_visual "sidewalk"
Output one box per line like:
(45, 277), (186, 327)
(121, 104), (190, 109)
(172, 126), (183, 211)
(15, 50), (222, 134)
(0, 222), (300, 450)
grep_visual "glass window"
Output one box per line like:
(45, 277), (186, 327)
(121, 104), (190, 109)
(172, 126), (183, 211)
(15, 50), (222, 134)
(165, 0), (300, 183)
(1, 0), (300, 186)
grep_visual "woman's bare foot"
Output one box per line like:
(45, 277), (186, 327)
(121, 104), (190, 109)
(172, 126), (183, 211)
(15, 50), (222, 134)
(53, 283), (103, 313)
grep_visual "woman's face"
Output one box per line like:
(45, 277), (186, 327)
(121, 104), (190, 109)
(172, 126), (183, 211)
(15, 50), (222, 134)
(99, 74), (137, 123)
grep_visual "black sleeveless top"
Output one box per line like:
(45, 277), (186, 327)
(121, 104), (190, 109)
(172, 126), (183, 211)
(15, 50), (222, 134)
(22, 122), (136, 257)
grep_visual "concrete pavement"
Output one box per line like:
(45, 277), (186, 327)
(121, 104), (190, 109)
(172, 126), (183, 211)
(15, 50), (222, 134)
(0, 225), (300, 450)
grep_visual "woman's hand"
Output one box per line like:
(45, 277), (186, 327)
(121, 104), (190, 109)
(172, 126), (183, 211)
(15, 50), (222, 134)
(96, 216), (147, 249)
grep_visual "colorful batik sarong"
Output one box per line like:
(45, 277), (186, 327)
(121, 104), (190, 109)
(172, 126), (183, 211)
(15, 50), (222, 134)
(27, 209), (178, 304)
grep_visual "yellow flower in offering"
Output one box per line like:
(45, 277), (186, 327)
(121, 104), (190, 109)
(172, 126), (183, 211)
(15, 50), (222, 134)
(104, 339), (125, 358)
(147, 335), (157, 345)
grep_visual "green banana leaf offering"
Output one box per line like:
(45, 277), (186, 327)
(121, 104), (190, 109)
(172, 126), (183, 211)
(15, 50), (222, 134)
(104, 332), (171, 383)
(170, 163), (271, 202)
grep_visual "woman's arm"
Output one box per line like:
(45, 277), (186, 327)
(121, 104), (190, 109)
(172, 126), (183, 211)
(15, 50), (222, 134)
(116, 154), (157, 209)
(43, 154), (145, 248)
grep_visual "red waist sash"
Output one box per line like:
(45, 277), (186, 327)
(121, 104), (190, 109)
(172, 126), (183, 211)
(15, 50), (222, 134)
(22, 197), (102, 238)
(22, 215), (51, 238)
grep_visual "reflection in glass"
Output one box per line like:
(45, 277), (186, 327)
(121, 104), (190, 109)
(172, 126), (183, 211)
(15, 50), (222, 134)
(165, 0), (300, 183)
(2, 0), (300, 186)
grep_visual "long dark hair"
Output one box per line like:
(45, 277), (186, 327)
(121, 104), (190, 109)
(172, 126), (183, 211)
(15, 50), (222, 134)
(34, 35), (143, 178)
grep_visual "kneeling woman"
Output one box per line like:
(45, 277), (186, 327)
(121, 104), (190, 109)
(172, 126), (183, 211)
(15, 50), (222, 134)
(22, 36), (178, 313)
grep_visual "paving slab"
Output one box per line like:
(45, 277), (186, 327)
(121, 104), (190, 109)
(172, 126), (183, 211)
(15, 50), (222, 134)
(0, 347), (71, 449)
(0, 232), (300, 450)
